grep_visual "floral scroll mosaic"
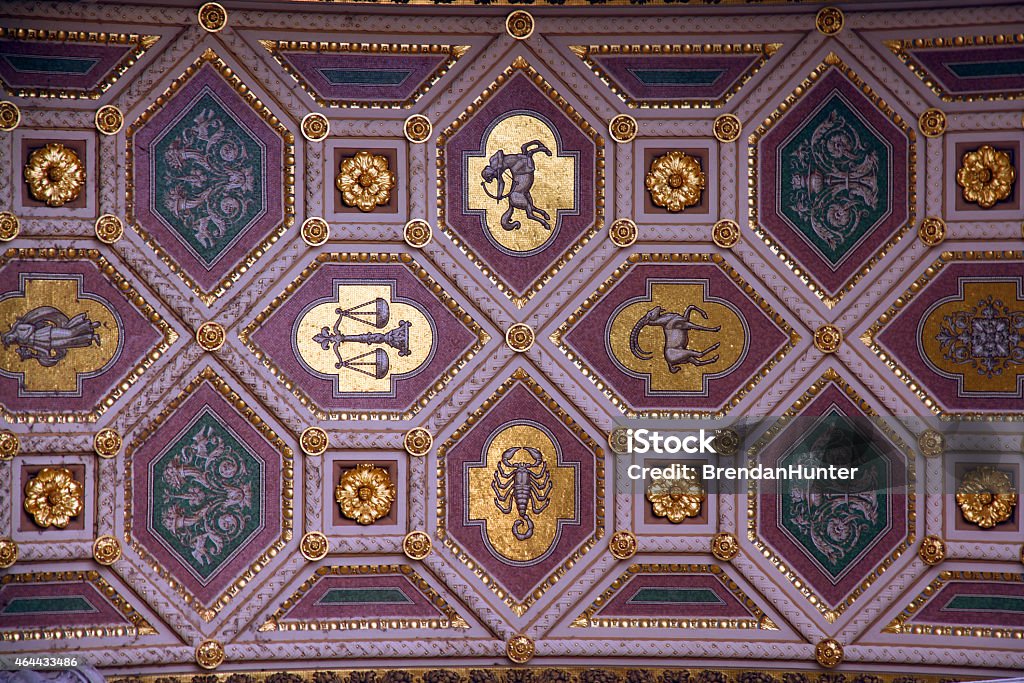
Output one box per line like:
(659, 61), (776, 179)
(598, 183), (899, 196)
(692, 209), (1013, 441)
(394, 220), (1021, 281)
(0, 1), (1021, 680)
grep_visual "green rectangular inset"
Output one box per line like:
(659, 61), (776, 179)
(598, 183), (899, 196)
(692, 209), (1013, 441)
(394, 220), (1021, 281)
(627, 68), (725, 86)
(318, 69), (411, 86)
(317, 588), (413, 605)
(945, 595), (1024, 613)
(627, 588), (724, 605)
(3, 55), (99, 75)
(947, 60), (1024, 79)
(2, 596), (97, 615)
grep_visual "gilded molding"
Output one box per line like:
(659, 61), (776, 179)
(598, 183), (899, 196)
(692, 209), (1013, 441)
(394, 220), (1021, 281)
(885, 570), (1024, 638)
(885, 34), (1024, 102)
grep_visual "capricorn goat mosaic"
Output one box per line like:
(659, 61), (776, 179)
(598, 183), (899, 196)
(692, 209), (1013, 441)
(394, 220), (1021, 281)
(492, 446), (553, 541)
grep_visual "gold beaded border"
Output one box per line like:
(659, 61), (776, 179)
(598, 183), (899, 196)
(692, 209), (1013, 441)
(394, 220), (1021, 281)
(123, 367), (294, 622)
(569, 43), (781, 109)
(436, 368), (605, 617)
(258, 41), (469, 109)
(570, 563), (778, 630)
(0, 28), (159, 99)
(0, 570), (156, 641)
(748, 53), (918, 309)
(550, 252), (800, 419)
(745, 368), (917, 623)
(884, 34), (1024, 103)
(258, 564), (469, 631)
(884, 570), (1024, 638)
(860, 250), (1024, 421)
(238, 252), (489, 421)
(0, 247), (178, 424)
(125, 48), (296, 306)
(436, 55), (605, 309)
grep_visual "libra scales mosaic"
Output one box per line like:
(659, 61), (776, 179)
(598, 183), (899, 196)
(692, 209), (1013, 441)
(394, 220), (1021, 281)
(0, 1), (1022, 679)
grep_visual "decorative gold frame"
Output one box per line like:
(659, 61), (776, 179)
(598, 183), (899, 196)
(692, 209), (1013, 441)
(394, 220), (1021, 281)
(0, 570), (156, 641)
(571, 563), (779, 630)
(259, 564), (469, 631)
(569, 43), (781, 109)
(436, 56), (605, 309)
(885, 570), (1024, 638)
(550, 252), (800, 419)
(239, 252), (489, 421)
(748, 53), (918, 309)
(746, 368), (917, 623)
(258, 40), (469, 109)
(0, 28), (159, 99)
(123, 367), (294, 622)
(885, 34), (1024, 103)
(0, 247), (178, 424)
(861, 250), (1024, 421)
(125, 48), (296, 306)
(436, 368), (605, 617)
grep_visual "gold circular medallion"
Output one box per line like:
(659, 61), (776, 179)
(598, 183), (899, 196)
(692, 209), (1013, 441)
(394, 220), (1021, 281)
(25, 143), (85, 207)
(609, 218), (637, 248)
(815, 7), (844, 36)
(300, 427), (329, 456)
(404, 427), (433, 457)
(506, 634), (535, 664)
(404, 114), (432, 144)
(0, 212), (19, 241)
(505, 10), (535, 40)
(957, 144), (1015, 208)
(813, 324), (843, 353)
(607, 427), (630, 455)
(608, 114), (638, 143)
(404, 219), (432, 248)
(0, 101), (20, 131)
(815, 638), (843, 668)
(505, 323), (535, 353)
(93, 535), (121, 565)
(95, 214), (124, 244)
(95, 105), (124, 136)
(197, 2), (227, 32)
(0, 538), (17, 569)
(301, 113), (330, 142)
(301, 217), (330, 247)
(195, 639), (225, 670)
(713, 428), (740, 456)
(646, 151), (704, 212)
(25, 467), (83, 528)
(300, 531), (330, 561)
(93, 428), (122, 459)
(919, 535), (946, 565)
(403, 530), (432, 560)
(713, 113), (742, 143)
(712, 220), (740, 249)
(711, 531), (740, 561)
(195, 321), (226, 352)
(0, 430), (19, 459)
(918, 217), (946, 246)
(609, 530), (637, 560)
(918, 108), (947, 138)
(918, 429), (945, 458)
(336, 463), (396, 524)
(956, 466), (1016, 529)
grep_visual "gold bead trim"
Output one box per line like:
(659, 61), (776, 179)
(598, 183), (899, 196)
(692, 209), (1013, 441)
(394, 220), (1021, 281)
(609, 530), (637, 560)
(195, 639), (225, 670)
(95, 214), (124, 244)
(404, 114), (432, 143)
(403, 530), (432, 560)
(95, 105), (124, 135)
(505, 323), (535, 353)
(918, 429), (945, 458)
(0, 212), (19, 241)
(0, 430), (19, 459)
(197, 2), (227, 32)
(815, 7), (844, 36)
(506, 633), (535, 664)
(301, 217), (330, 247)
(918, 108), (947, 137)
(93, 428), (122, 459)
(404, 219), (432, 248)
(609, 218), (637, 247)
(813, 324), (842, 353)
(918, 217), (946, 246)
(0, 538), (17, 568)
(711, 532), (739, 561)
(300, 532), (330, 561)
(713, 113), (741, 142)
(300, 427), (329, 456)
(195, 321), (226, 352)
(0, 101), (20, 131)
(608, 114), (638, 143)
(712, 219), (740, 248)
(93, 535), (121, 565)
(815, 638), (843, 668)
(404, 427), (432, 457)
(919, 535), (946, 565)
(505, 10), (535, 40)
(301, 112), (330, 142)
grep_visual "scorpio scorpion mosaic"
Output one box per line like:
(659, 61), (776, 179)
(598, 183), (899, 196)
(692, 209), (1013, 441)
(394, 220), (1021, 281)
(491, 446), (553, 541)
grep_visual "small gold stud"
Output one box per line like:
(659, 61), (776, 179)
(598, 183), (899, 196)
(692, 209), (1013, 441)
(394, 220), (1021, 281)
(301, 217), (330, 246)
(505, 323), (535, 353)
(505, 10), (535, 40)
(813, 324), (842, 353)
(95, 214), (124, 244)
(609, 530), (637, 560)
(300, 532), (329, 561)
(300, 427), (329, 456)
(0, 431), (19, 459)
(404, 428), (432, 457)
(301, 113), (329, 142)
(918, 429), (945, 458)
(93, 535), (121, 565)
(403, 530), (432, 560)
(608, 114), (638, 143)
(0, 101), (20, 131)
(195, 639), (225, 670)
(918, 217), (946, 246)
(919, 535), (946, 565)
(609, 218), (637, 247)
(713, 114), (741, 142)
(197, 2), (227, 32)
(815, 7), (844, 36)
(712, 220), (740, 249)
(404, 115), (432, 144)
(815, 638), (843, 668)
(195, 321), (226, 352)
(404, 219), (432, 248)
(711, 532), (739, 561)
(506, 633), (535, 663)
(0, 538), (17, 568)
(93, 428), (122, 459)
(918, 108), (947, 138)
(0, 212), (20, 241)
(95, 105), (124, 135)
